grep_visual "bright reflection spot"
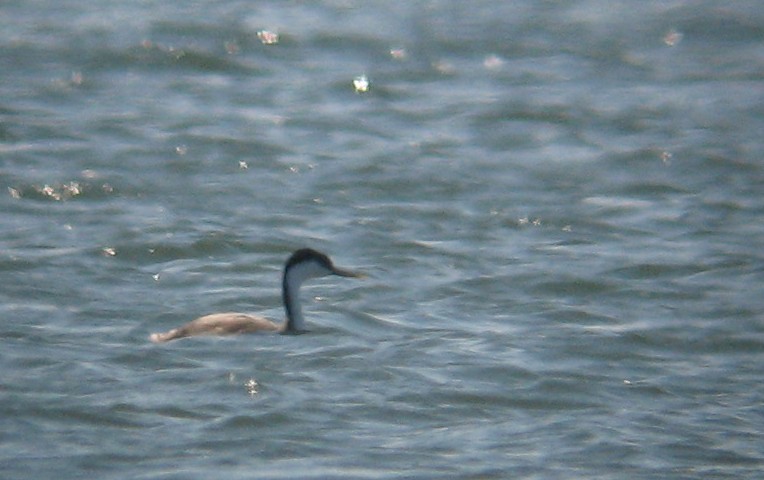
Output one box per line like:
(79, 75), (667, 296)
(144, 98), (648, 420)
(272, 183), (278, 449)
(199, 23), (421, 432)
(390, 48), (407, 60)
(663, 29), (683, 46)
(257, 30), (279, 45)
(245, 379), (259, 396)
(483, 54), (504, 70)
(70, 71), (84, 86)
(353, 74), (369, 93)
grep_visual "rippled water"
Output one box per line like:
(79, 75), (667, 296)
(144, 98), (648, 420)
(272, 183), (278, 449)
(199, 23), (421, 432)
(2, 1), (764, 478)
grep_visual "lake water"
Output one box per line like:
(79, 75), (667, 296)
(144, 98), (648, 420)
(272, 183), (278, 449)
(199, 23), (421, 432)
(2, 1), (763, 478)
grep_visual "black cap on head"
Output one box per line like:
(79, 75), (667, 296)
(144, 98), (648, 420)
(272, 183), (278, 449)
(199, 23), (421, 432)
(285, 248), (363, 278)
(285, 248), (332, 270)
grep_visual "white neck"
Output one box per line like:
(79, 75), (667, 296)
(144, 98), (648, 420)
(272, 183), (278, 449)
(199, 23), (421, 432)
(283, 275), (305, 331)
(282, 260), (328, 332)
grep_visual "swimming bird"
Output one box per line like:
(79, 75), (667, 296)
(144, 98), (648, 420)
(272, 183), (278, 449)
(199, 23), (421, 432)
(149, 248), (362, 343)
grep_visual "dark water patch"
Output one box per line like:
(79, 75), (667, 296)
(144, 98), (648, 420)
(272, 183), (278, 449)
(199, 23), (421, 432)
(545, 307), (621, 326)
(674, 7), (764, 44)
(608, 262), (707, 281)
(613, 324), (764, 358)
(531, 276), (620, 298)
(90, 232), (265, 267)
(312, 31), (397, 62)
(215, 412), (293, 431)
(81, 42), (257, 75)
(618, 181), (691, 197)
(150, 405), (218, 422)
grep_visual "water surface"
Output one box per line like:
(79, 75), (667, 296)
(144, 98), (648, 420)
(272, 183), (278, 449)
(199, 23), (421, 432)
(2, 1), (763, 478)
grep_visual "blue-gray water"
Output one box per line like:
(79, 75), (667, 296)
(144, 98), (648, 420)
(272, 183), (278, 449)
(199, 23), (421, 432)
(2, 1), (764, 478)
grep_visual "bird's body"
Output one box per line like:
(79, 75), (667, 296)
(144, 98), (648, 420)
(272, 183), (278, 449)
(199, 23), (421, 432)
(149, 313), (281, 343)
(149, 248), (362, 343)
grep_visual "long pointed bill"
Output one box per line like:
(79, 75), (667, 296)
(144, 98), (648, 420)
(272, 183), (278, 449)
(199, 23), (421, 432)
(331, 266), (365, 278)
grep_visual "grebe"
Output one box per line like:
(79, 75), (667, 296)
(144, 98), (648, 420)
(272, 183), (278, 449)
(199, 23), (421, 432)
(149, 248), (362, 343)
